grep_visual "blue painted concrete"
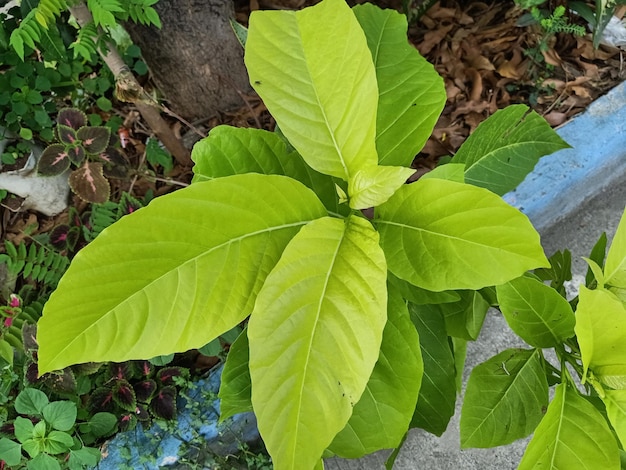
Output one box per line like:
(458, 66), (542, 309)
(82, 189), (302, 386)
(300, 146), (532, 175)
(504, 80), (626, 231)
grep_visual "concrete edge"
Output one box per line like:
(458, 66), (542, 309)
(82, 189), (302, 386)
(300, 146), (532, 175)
(503, 80), (626, 232)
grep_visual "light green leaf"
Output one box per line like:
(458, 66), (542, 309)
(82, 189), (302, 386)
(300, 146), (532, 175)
(387, 271), (460, 305)
(460, 348), (548, 448)
(408, 302), (456, 436)
(43, 401), (76, 431)
(496, 275), (575, 348)
(440, 290), (490, 341)
(245, 0), (378, 180)
(421, 163), (465, 182)
(376, 178), (549, 291)
(218, 328), (253, 422)
(0, 437), (22, 467)
(353, 4), (445, 166)
(15, 388), (49, 416)
(575, 286), (626, 385)
(604, 390), (626, 449)
(191, 126), (342, 215)
(44, 431), (74, 455)
(249, 215), (387, 470)
(518, 382), (619, 470)
(38, 174), (326, 373)
(27, 452), (61, 470)
(328, 283), (423, 457)
(605, 207), (626, 288)
(584, 257), (606, 288)
(451, 105), (570, 195)
(348, 165), (415, 209)
(14, 416), (35, 444)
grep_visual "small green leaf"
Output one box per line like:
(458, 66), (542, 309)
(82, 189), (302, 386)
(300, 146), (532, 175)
(42, 401), (77, 431)
(408, 302), (456, 436)
(575, 286), (626, 386)
(68, 447), (101, 468)
(605, 207), (626, 288)
(87, 412), (117, 437)
(518, 383), (619, 470)
(15, 388), (49, 416)
(149, 354), (174, 366)
(44, 430), (74, 455)
(198, 337), (222, 357)
(27, 451), (61, 470)
(14, 416), (35, 444)
(249, 215), (387, 470)
(451, 105), (570, 195)
(497, 275), (575, 347)
(96, 96), (112, 112)
(460, 348), (549, 448)
(347, 165), (415, 209)
(440, 290), (490, 341)
(19, 127), (33, 140)
(219, 328), (253, 422)
(0, 437), (22, 466)
(376, 178), (549, 291)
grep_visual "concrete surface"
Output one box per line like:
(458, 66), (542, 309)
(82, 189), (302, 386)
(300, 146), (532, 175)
(325, 82), (626, 470)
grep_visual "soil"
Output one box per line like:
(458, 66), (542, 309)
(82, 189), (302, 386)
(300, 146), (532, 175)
(1, 0), (625, 277)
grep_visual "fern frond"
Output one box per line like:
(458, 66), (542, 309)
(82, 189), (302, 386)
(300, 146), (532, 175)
(127, 0), (161, 28)
(8, 0), (67, 60)
(69, 21), (99, 61)
(1, 241), (70, 290)
(87, 0), (124, 28)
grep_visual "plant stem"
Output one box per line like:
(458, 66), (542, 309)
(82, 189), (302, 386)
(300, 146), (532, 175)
(67, 2), (193, 167)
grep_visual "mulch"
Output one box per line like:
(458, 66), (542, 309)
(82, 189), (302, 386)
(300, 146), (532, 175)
(2, 0), (625, 257)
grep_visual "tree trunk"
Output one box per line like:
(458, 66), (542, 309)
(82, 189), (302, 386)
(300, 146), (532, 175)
(124, 0), (251, 122)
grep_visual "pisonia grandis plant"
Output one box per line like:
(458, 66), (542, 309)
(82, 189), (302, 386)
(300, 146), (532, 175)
(35, 0), (591, 468)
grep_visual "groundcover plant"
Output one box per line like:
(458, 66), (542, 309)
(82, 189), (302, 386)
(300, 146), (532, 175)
(35, 0), (626, 468)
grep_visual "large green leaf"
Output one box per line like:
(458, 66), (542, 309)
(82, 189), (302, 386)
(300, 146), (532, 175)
(575, 286), (626, 387)
(496, 275), (575, 348)
(328, 283), (423, 457)
(451, 105), (570, 195)
(245, 0), (378, 180)
(604, 390), (626, 449)
(218, 328), (252, 422)
(248, 215), (387, 470)
(353, 4), (445, 167)
(376, 178), (549, 291)
(408, 302), (456, 436)
(37, 174), (327, 373)
(518, 382), (619, 470)
(605, 207), (626, 288)
(191, 125), (343, 215)
(460, 348), (548, 448)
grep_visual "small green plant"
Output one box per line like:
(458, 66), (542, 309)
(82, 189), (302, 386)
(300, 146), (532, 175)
(35, 0), (626, 469)
(37, 108), (127, 203)
(0, 387), (113, 469)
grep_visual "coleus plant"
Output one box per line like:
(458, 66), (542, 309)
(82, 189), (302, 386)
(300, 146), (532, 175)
(34, 0), (626, 468)
(37, 108), (126, 204)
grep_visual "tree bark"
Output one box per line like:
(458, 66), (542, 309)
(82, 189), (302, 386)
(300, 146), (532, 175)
(69, 2), (193, 167)
(124, 0), (251, 122)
